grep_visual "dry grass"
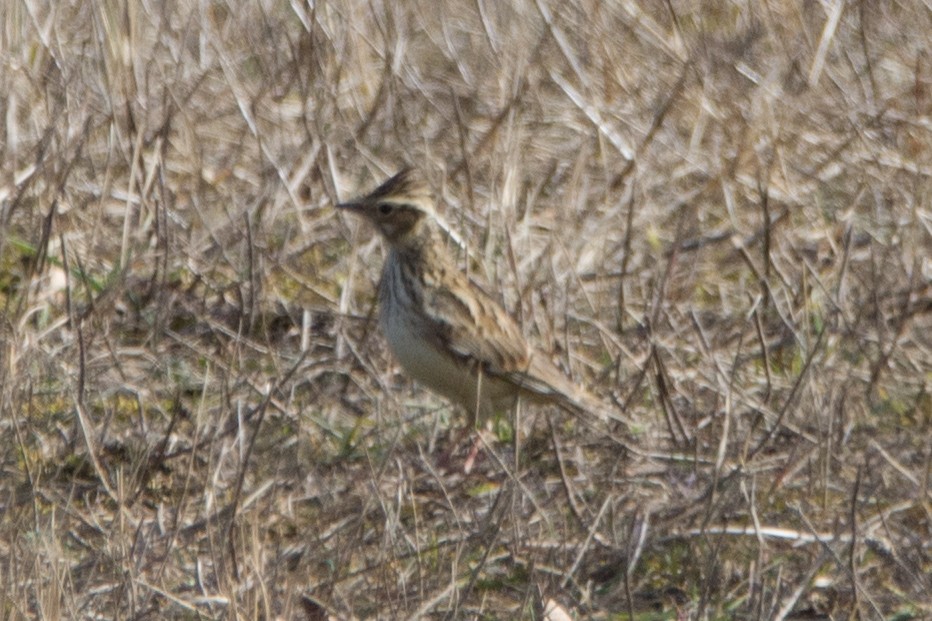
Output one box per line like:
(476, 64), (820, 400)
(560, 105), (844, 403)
(1, 1), (930, 619)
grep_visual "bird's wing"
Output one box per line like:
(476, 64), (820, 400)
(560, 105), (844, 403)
(420, 267), (531, 374)
(417, 267), (631, 426)
(418, 267), (588, 402)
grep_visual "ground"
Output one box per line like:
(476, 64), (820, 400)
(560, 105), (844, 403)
(0, 1), (929, 619)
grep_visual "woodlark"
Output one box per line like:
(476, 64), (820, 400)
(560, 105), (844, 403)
(338, 168), (619, 428)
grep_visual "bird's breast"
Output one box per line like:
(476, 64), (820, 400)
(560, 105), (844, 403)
(379, 297), (490, 411)
(378, 257), (494, 415)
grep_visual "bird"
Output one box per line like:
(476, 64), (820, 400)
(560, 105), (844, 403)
(337, 167), (622, 430)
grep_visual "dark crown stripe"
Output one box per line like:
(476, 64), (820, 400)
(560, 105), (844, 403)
(367, 167), (426, 202)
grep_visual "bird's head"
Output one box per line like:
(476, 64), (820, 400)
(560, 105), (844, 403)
(337, 168), (435, 247)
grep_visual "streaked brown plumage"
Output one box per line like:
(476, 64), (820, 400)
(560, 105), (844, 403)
(338, 168), (618, 426)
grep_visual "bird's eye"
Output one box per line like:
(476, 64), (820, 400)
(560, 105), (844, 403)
(378, 203), (393, 215)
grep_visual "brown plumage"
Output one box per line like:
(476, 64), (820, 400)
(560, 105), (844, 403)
(338, 168), (620, 426)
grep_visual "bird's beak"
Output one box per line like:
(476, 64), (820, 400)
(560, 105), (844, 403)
(336, 201), (364, 214)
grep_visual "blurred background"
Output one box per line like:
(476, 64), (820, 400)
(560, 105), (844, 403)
(0, 1), (929, 618)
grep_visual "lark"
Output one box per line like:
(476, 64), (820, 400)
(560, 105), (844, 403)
(338, 168), (620, 428)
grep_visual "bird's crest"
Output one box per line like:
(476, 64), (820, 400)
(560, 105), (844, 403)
(364, 167), (431, 207)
